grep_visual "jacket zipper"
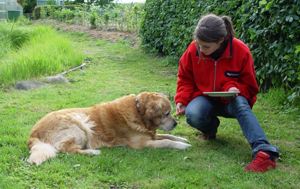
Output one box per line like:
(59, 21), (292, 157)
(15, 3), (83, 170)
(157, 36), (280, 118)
(213, 61), (217, 91)
(199, 55), (230, 92)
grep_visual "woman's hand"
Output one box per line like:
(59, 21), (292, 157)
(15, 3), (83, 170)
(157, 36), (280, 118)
(228, 87), (240, 93)
(176, 103), (186, 115)
(227, 87), (240, 98)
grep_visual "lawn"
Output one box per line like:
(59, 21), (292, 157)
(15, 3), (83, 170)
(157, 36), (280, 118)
(0, 28), (299, 189)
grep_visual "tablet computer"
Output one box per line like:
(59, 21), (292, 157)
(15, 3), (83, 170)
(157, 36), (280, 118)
(203, 91), (239, 97)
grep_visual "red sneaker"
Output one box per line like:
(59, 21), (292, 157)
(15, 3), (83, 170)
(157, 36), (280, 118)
(245, 151), (276, 172)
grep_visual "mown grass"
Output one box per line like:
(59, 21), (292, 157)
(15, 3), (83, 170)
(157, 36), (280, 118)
(0, 22), (84, 87)
(0, 29), (299, 188)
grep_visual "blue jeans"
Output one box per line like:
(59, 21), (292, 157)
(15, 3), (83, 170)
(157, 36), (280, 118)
(185, 96), (279, 157)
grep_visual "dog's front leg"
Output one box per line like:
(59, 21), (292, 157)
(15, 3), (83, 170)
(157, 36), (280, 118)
(146, 139), (191, 150)
(155, 134), (189, 143)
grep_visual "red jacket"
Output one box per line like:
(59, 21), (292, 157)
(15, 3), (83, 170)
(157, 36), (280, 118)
(175, 38), (259, 108)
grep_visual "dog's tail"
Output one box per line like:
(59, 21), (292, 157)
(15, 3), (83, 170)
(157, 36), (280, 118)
(27, 137), (57, 166)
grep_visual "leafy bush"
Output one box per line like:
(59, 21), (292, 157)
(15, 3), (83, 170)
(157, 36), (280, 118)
(236, 0), (299, 91)
(89, 11), (97, 28)
(33, 6), (41, 19)
(34, 5), (79, 20)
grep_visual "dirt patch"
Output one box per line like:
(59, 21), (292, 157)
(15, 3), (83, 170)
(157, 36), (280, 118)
(34, 19), (139, 47)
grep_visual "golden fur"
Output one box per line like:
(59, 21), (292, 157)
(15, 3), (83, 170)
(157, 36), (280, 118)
(27, 92), (191, 165)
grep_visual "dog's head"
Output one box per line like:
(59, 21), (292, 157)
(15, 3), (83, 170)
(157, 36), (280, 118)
(136, 92), (177, 131)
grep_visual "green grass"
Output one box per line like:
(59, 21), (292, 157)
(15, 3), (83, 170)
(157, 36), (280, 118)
(0, 22), (84, 87)
(0, 30), (299, 189)
(0, 22), (28, 57)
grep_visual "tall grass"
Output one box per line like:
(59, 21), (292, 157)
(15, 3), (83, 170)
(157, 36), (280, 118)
(0, 23), (29, 57)
(0, 22), (84, 87)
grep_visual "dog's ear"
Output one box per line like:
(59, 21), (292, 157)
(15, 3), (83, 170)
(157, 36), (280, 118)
(136, 92), (162, 117)
(145, 101), (161, 118)
(136, 92), (163, 127)
(156, 92), (173, 101)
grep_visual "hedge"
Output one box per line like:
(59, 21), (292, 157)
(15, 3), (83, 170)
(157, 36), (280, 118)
(140, 0), (299, 106)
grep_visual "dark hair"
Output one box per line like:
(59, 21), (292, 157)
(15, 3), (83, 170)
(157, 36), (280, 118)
(194, 14), (235, 42)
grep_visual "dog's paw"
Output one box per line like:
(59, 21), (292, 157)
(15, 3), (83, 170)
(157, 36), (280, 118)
(175, 142), (192, 150)
(83, 149), (101, 155)
(90, 149), (101, 155)
(174, 136), (189, 143)
(27, 157), (43, 166)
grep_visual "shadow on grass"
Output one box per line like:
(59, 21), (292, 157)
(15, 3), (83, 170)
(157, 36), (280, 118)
(192, 133), (251, 163)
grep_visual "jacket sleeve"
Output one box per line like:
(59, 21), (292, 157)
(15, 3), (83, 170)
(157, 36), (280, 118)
(175, 45), (197, 106)
(222, 51), (259, 107)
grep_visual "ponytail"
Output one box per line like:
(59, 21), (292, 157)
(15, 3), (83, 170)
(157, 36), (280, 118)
(221, 16), (235, 38)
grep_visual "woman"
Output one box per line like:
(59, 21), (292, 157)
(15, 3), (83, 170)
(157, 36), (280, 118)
(175, 14), (279, 172)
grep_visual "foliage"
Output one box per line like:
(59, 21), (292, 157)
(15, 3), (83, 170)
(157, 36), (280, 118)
(35, 3), (145, 32)
(33, 5), (80, 20)
(66, 0), (114, 6)
(32, 6), (41, 19)
(140, 0), (300, 107)
(46, 0), (56, 5)
(66, 0), (85, 4)
(19, 0), (113, 13)
(89, 11), (97, 28)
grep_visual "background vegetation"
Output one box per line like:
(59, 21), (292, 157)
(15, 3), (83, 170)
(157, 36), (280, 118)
(140, 0), (300, 107)
(33, 3), (144, 32)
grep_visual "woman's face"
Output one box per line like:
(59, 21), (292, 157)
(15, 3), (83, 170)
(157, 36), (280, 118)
(197, 39), (223, 55)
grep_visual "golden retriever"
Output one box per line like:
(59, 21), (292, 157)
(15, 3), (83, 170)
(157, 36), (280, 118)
(27, 92), (191, 165)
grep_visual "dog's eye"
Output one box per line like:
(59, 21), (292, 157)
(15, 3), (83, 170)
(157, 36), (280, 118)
(165, 112), (170, 116)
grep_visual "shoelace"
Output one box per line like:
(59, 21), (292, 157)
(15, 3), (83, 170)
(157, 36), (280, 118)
(252, 156), (264, 164)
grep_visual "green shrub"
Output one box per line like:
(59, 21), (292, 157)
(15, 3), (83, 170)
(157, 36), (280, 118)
(235, 0), (300, 92)
(90, 12), (97, 29)
(33, 6), (41, 19)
